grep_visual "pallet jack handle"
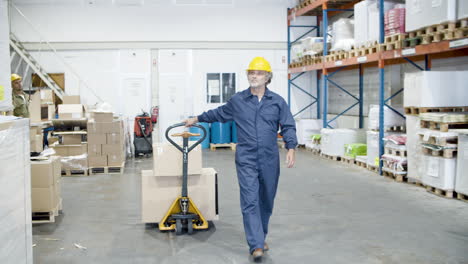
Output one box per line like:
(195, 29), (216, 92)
(165, 122), (207, 153)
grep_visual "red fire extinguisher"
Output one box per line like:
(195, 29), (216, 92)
(151, 106), (159, 124)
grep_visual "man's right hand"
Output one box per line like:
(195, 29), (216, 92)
(183, 117), (198, 127)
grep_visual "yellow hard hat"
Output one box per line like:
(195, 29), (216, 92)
(11, 74), (22, 82)
(247, 57), (272, 72)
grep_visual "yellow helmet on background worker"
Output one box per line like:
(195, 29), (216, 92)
(247, 57), (272, 72)
(11, 74), (22, 82)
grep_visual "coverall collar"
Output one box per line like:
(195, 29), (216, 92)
(243, 87), (273, 100)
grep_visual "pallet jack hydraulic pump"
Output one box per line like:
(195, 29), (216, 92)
(159, 123), (208, 235)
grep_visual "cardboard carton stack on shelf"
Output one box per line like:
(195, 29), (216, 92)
(87, 111), (126, 172)
(30, 156), (62, 222)
(51, 96), (88, 176)
(29, 89), (55, 122)
(366, 105), (405, 172)
(404, 71), (468, 198)
(141, 142), (218, 223)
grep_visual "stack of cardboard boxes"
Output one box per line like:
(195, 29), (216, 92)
(31, 156), (62, 213)
(141, 143), (218, 224)
(87, 112), (126, 168)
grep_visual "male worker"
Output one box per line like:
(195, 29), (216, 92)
(184, 57), (297, 261)
(11, 74), (30, 118)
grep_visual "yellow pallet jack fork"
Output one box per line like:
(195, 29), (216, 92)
(159, 123), (208, 235)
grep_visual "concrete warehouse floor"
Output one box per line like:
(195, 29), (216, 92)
(33, 149), (468, 264)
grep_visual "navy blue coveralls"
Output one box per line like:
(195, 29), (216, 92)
(198, 88), (297, 253)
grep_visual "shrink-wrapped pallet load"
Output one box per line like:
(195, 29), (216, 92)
(321, 128), (366, 157)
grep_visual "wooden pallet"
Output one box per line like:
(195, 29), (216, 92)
(32, 199), (62, 224)
(371, 126), (406, 133)
(62, 169), (88, 177)
(457, 193), (468, 203)
(355, 160), (367, 169)
(419, 135), (458, 146)
(379, 41), (402, 52)
(421, 147), (457, 159)
(321, 153), (341, 161)
(404, 106), (468, 116)
(426, 186), (455, 199)
(89, 162), (125, 174)
(382, 169), (407, 183)
(384, 33), (407, 43)
(405, 178), (425, 188)
(420, 120), (468, 132)
(403, 36), (423, 48)
(210, 143), (236, 151)
(340, 156), (356, 165)
(367, 164), (379, 173)
(384, 147), (407, 157)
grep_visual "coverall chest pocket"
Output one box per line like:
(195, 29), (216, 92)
(261, 104), (280, 122)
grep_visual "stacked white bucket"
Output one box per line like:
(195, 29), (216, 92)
(404, 71), (468, 195)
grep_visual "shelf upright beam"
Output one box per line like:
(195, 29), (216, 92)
(425, 55), (432, 71)
(378, 0), (385, 175)
(287, 8), (292, 108)
(322, 2), (328, 128)
(359, 64), (364, 129)
(317, 15), (321, 119)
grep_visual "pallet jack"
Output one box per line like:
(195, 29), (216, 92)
(159, 123), (208, 235)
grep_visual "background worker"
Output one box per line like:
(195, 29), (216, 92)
(11, 74), (30, 118)
(184, 57), (297, 261)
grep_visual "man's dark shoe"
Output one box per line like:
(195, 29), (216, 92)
(252, 248), (264, 262)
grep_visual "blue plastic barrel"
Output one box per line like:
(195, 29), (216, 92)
(211, 122), (231, 144)
(189, 122), (210, 149)
(231, 121), (238, 143)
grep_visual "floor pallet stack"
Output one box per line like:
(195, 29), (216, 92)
(87, 112), (126, 175)
(30, 156), (62, 223)
(51, 100), (88, 176)
(381, 135), (408, 182)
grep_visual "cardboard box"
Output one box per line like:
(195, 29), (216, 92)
(31, 156), (61, 188)
(52, 143), (87, 156)
(88, 144), (102, 156)
(62, 134), (82, 145)
(107, 153), (125, 166)
(58, 104), (84, 119)
(40, 89), (54, 104)
(88, 133), (107, 145)
(87, 121), (99, 134)
(102, 144), (124, 155)
(100, 120), (123, 133)
(31, 187), (57, 212)
(30, 134), (43, 153)
(48, 136), (59, 145)
(93, 112), (113, 122)
(88, 155), (107, 167)
(106, 133), (123, 145)
(63, 95), (80, 104)
(153, 143), (202, 176)
(141, 168), (218, 223)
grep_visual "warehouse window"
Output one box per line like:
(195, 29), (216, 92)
(206, 73), (236, 103)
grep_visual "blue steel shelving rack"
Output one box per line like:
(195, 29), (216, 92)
(287, 0), (468, 175)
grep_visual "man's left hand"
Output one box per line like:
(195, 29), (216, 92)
(285, 149), (295, 168)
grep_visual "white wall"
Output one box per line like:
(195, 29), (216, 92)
(10, 1), (288, 43)
(29, 49), (152, 118)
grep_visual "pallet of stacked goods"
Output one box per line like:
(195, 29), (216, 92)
(342, 143), (367, 165)
(404, 71), (468, 191)
(30, 156), (62, 223)
(88, 111), (126, 174)
(367, 105), (406, 174)
(50, 96), (88, 176)
(455, 131), (468, 202)
(404, 0), (468, 47)
(320, 128), (366, 162)
(305, 134), (321, 155)
(381, 134), (407, 182)
(142, 140), (218, 224)
(0, 117), (33, 264)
